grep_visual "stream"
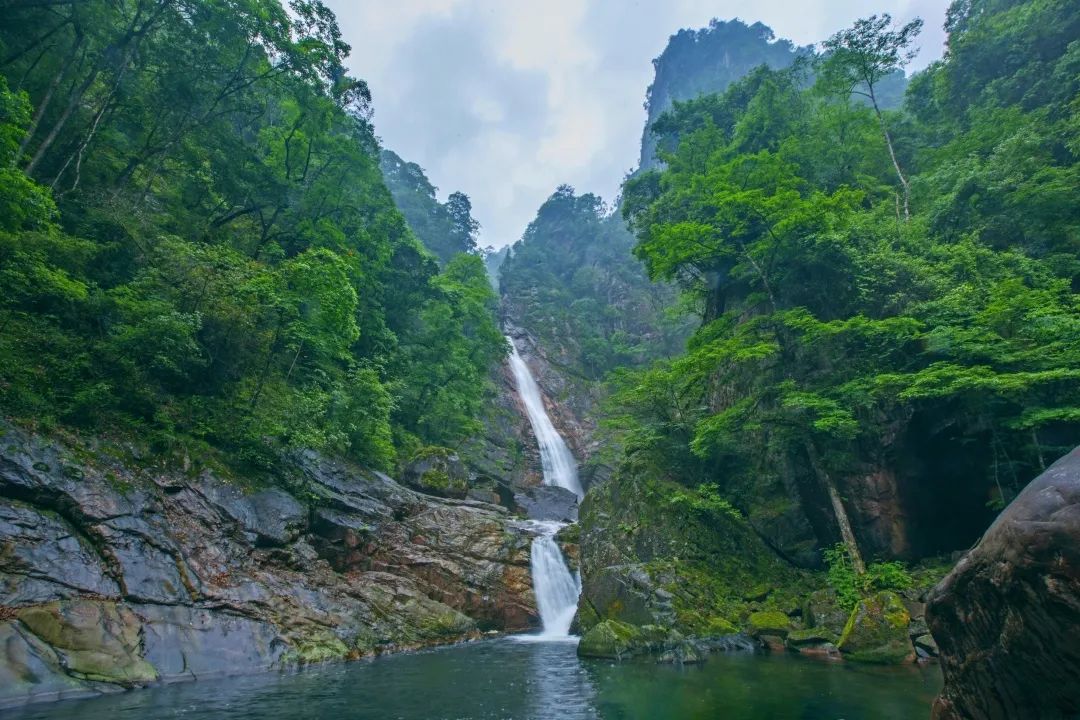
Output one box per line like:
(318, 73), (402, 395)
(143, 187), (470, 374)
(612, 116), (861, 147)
(1, 639), (942, 720)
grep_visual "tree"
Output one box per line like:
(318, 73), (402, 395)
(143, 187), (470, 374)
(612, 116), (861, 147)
(820, 14), (923, 220)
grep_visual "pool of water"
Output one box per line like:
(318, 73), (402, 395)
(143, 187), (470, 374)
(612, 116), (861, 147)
(1, 638), (941, 720)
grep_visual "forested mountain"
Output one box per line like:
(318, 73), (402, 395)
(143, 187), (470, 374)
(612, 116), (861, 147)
(1, 0), (1079, 713)
(379, 149), (481, 265)
(0, 0), (505, 474)
(638, 20), (805, 171)
(500, 187), (688, 380)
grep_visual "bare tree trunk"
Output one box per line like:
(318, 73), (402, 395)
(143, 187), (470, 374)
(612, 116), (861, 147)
(869, 86), (910, 221)
(804, 438), (866, 574)
(23, 61), (100, 176)
(12, 31), (84, 168)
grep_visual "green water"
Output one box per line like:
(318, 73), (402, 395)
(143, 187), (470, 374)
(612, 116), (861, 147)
(1, 638), (941, 719)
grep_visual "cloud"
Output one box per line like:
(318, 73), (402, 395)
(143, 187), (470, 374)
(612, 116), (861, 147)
(326, 0), (952, 248)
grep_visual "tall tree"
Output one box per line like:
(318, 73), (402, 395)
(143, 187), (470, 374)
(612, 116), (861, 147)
(819, 14), (922, 220)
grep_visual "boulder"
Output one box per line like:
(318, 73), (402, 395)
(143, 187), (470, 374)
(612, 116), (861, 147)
(576, 620), (668, 660)
(927, 447), (1080, 719)
(913, 633), (938, 659)
(577, 619), (643, 659)
(513, 484), (578, 522)
(747, 609), (791, 638)
(785, 626), (840, 658)
(837, 591), (913, 664)
(803, 588), (850, 636)
(400, 447), (469, 499)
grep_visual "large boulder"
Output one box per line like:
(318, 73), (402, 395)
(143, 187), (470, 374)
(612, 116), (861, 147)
(400, 447), (469, 499)
(927, 447), (1080, 719)
(837, 591), (913, 664)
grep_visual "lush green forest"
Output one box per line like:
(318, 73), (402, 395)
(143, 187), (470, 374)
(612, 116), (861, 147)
(0, 0), (505, 473)
(500, 186), (689, 381)
(610, 0), (1080, 562)
(379, 149), (481, 266)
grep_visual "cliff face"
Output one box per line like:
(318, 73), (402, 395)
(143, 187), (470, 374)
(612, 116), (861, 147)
(638, 20), (803, 171)
(0, 423), (539, 708)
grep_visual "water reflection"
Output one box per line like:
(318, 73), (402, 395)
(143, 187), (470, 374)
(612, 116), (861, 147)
(1, 638), (940, 720)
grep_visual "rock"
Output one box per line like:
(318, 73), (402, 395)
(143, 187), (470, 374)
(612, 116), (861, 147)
(577, 619), (642, 659)
(16, 601), (157, 685)
(837, 591), (913, 664)
(785, 626), (836, 646)
(197, 484), (306, 547)
(785, 627), (840, 658)
(0, 502), (120, 604)
(136, 604), (285, 681)
(656, 636), (707, 664)
(747, 610), (791, 638)
(0, 422), (538, 708)
(907, 616), (929, 639)
(400, 448), (469, 499)
(803, 589), (852, 636)
(513, 484), (578, 522)
(927, 447), (1080, 719)
(913, 633), (938, 657)
(576, 620), (668, 660)
(575, 467), (808, 646)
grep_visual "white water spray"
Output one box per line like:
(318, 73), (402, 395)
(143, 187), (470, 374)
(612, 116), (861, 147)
(506, 338), (583, 499)
(507, 336), (583, 639)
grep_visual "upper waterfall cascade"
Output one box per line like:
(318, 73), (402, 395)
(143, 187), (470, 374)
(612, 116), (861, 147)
(506, 338), (584, 499)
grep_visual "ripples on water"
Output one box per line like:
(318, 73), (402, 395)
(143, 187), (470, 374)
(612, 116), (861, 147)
(1, 638), (941, 720)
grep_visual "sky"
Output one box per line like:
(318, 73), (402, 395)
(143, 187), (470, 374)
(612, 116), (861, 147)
(325, 0), (953, 248)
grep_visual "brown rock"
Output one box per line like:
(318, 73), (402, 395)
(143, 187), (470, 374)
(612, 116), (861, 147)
(927, 447), (1080, 719)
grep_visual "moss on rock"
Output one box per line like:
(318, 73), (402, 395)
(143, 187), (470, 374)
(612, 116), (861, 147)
(748, 610), (791, 637)
(17, 601), (157, 685)
(577, 619), (642, 659)
(838, 591), (913, 664)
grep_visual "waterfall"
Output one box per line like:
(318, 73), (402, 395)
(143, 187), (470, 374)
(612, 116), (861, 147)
(506, 336), (583, 639)
(506, 338), (583, 499)
(528, 521), (581, 639)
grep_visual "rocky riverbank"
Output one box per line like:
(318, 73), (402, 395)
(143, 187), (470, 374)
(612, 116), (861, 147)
(572, 465), (947, 666)
(0, 422), (541, 708)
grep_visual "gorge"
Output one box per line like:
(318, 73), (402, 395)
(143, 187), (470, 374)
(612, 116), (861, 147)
(1, 0), (1079, 718)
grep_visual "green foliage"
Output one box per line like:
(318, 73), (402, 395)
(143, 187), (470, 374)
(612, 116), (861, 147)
(379, 150), (480, 265)
(665, 482), (742, 521)
(0, 0), (504, 476)
(614, 1), (1080, 538)
(824, 544), (913, 610)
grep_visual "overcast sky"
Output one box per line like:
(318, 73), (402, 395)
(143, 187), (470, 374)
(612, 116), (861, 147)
(325, 0), (952, 248)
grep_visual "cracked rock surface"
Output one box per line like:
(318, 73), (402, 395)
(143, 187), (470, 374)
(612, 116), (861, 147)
(0, 423), (539, 708)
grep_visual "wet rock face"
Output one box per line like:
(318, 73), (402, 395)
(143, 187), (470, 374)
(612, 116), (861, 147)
(574, 468), (808, 657)
(513, 485), (578, 522)
(927, 447), (1080, 720)
(0, 423), (538, 708)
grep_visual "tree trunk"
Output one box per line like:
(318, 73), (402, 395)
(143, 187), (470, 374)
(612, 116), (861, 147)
(12, 31), (84, 168)
(869, 86), (910, 221)
(804, 438), (866, 574)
